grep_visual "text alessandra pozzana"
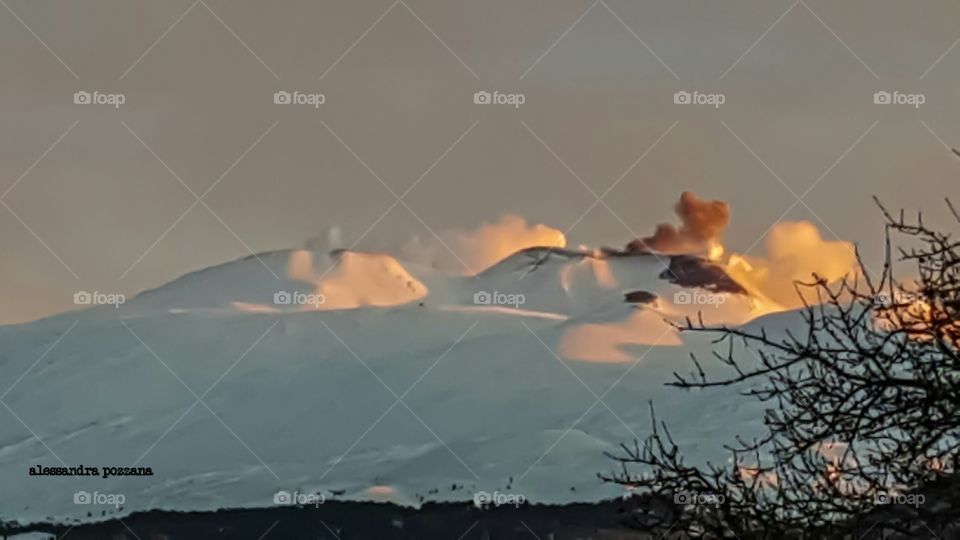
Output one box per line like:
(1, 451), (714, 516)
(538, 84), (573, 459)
(29, 465), (153, 479)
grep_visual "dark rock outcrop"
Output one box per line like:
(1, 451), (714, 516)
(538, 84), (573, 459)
(660, 255), (746, 295)
(623, 290), (657, 305)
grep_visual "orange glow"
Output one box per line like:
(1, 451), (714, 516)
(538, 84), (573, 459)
(719, 221), (858, 310)
(245, 249), (430, 313)
(872, 294), (957, 341)
(707, 241), (724, 262)
(314, 251), (428, 309)
(558, 309), (682, 362)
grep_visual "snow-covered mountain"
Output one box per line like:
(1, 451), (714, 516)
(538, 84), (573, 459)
(0, 243), (798, 525)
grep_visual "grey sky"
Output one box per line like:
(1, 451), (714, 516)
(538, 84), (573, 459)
(1, 0), (958, 324)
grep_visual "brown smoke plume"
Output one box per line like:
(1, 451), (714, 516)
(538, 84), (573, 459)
(626, 191), (729, 255)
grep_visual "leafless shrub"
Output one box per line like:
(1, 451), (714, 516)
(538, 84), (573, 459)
(603, 197), (960, 539)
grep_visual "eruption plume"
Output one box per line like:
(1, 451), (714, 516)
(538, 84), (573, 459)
(627, 191), (730, 255)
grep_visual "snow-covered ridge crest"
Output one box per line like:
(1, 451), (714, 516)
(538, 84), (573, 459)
(105, 239), (756, 324)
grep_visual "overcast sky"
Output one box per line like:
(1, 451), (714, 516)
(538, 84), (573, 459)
(2, 0), (959, 324)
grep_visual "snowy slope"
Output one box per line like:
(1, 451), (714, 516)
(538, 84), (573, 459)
(0, 245), (793, 525)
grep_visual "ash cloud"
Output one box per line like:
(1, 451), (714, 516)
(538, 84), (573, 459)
(626, 191), (729, 255)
